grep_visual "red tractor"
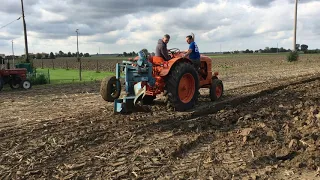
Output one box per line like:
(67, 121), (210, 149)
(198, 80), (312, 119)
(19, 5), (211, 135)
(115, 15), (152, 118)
(100, 48), (223, 113)
(0, 68), (32, 91)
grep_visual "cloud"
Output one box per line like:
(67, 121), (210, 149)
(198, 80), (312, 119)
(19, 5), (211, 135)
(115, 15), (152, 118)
(0, 0), (39, 14)
(0, 0), (320, 55)
(287, 0), (320, 4)
(48, 0), (192, 20)
(250, 0), (276, 7)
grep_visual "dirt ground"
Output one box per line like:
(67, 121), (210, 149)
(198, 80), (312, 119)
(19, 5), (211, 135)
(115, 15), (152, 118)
(0, 56), (320, 179)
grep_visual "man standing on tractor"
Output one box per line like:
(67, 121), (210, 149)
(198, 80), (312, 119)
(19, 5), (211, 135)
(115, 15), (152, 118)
(183, 33), (201, 98)
(183, 34), (200, 71)
(155, 34), (171, 61)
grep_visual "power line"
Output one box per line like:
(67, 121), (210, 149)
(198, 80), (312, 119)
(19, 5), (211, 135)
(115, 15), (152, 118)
(0, 16), (21, 30)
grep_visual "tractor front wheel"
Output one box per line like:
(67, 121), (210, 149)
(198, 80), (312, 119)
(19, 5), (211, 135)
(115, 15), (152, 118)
(166, 62), (199, 111)
(100, 76), (121, 102)
(21, 80), (32, 90)
(209, 78), (223, 101)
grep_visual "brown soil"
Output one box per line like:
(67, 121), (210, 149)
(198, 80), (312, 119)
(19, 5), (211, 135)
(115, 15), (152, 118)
(0, 79), (319, 179)
(0, 58), (320, 179)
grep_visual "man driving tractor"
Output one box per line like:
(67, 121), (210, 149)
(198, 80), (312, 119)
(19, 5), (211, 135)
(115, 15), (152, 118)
(155, 33), (200, 67)
(155, 34), (171, 61)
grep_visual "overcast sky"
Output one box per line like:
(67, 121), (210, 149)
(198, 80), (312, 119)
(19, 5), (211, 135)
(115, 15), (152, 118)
(0, 0), (319, 55)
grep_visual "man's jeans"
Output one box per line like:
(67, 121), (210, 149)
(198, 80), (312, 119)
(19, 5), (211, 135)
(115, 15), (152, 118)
(190, 58), (200, 72)
(190, 58), (201, 98)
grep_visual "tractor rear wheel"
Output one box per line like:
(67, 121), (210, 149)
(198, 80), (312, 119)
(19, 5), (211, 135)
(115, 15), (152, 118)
(166, 62), (199, 111)
(21, 80), (32, 90)
(100, 76), (121, 102)
(209, 78), (223, 101)
(0, 78), (3, 91)
(10, 76), (22, 89)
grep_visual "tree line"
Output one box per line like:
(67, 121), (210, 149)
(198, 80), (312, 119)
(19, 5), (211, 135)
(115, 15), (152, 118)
(118, 49), (149, 57)
(53, 51), (91, 58)
(223, 44), (319, 54)
(32, 51), (91, 59)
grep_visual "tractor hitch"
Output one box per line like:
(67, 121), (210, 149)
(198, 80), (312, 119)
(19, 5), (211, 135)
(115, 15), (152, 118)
(107, 50), (155, 114)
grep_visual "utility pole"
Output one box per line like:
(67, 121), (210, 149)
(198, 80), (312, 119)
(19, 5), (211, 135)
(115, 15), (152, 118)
(20, 0), (29, 63)
(293, 0), (298, 51)
(76, 29), (82, 81)
(12, 40), (15, 68)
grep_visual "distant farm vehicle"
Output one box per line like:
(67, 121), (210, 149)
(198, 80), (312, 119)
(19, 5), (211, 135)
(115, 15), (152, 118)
(0, 68), (32, 91)
(100, 48), (223, 113)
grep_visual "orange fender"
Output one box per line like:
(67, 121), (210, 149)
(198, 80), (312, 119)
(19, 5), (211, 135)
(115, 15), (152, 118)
(159, 57), (192, 77)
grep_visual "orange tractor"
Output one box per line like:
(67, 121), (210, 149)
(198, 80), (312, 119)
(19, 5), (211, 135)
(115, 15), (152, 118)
(100, 48), (223, 113)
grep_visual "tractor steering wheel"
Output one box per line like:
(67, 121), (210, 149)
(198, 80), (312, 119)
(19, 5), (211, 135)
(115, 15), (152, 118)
(168, 48), (180, 58)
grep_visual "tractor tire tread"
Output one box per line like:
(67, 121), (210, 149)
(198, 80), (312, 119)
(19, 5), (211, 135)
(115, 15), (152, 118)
(209, 78), (224, 101)
(100, 76), (120, 102)
(0, 78), (3, 91)
(21, 80), (32, 90)
(166, 62), (199, 111)
(10, 76), (22, 89)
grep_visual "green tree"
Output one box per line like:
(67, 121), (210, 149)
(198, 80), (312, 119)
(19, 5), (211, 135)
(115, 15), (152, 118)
(80, 52), (83, 57)
(270, 48), (278, 53)
(49, 52), (55, 59)
(59, 50), (64, 57)
(68, 52), (72, 57)
(36, 53), (42, 59)
(301, 44), (308, 52)
(264, 47), (270, 52)
(84, 53), (90, 57)
(279, 47), (285, 52)
(287, 51), (299, 62)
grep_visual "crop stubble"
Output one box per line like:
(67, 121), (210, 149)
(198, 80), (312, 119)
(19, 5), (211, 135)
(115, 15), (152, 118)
(0, 54), (320, 179)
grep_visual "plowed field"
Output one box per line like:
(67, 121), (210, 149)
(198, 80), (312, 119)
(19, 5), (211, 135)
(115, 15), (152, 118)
(1, 55), (320, 179)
